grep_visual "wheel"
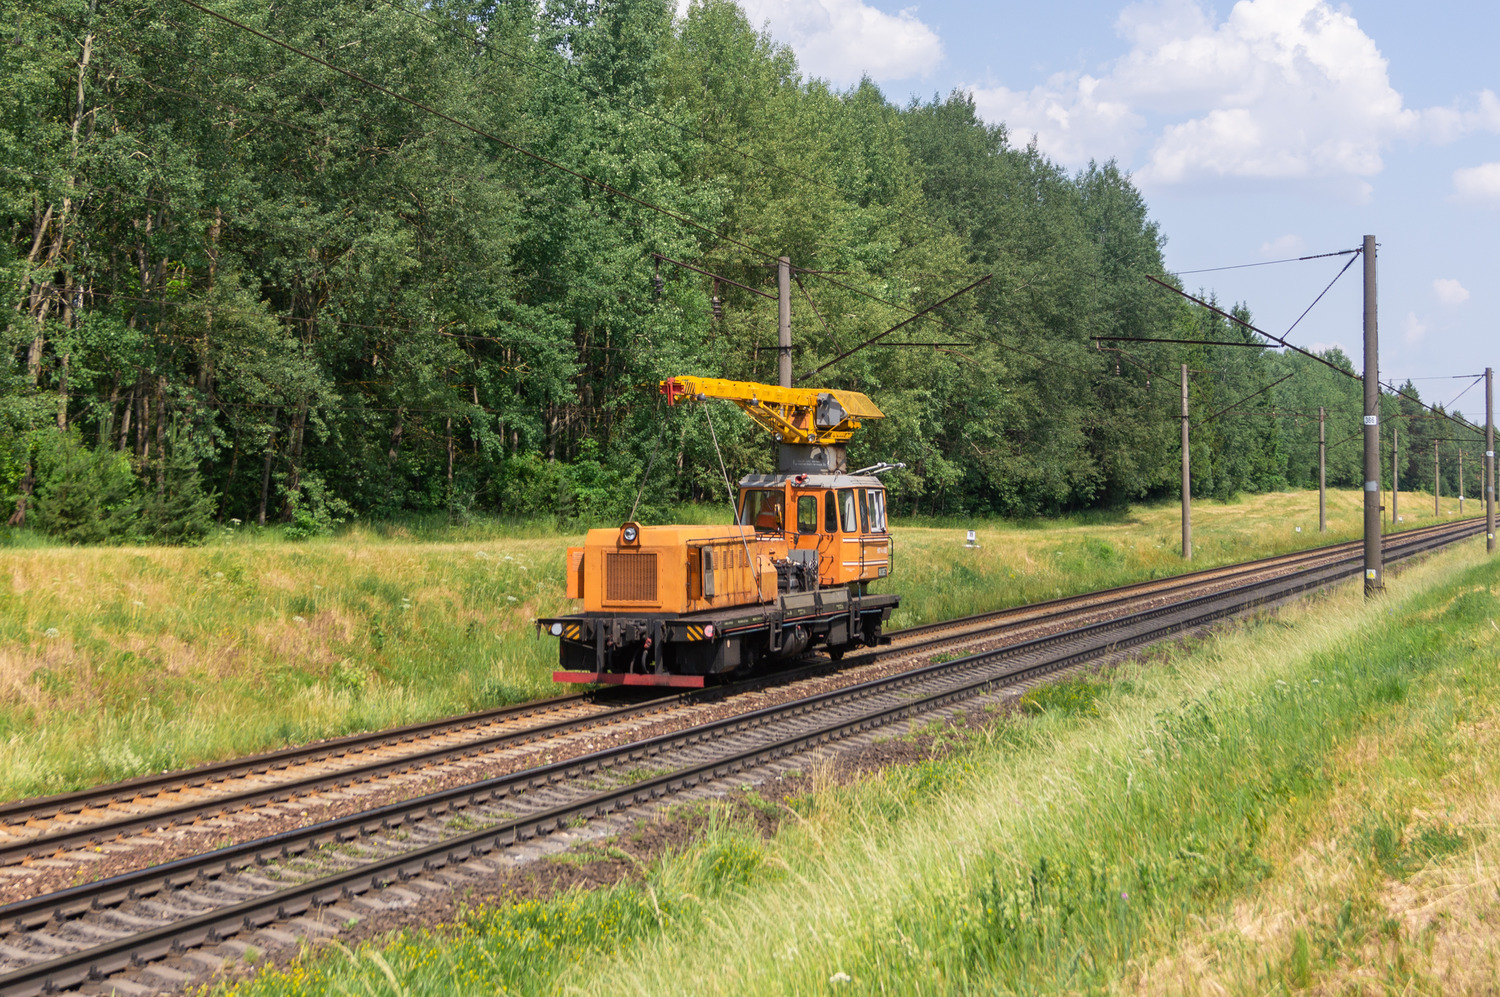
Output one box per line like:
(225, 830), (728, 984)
(827, 645), (847, 662)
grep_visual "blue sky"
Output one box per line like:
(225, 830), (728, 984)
(710, 0), (1500, 422)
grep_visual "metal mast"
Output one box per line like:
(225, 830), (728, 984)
(1362, 235), (1381, 595)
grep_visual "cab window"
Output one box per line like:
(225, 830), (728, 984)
(839, 488), (858, 532)
(739, 489), (785, 532)
(866, 489), (887, 533)
(824, 491), (838, 533)
(797, 495), (818, 534)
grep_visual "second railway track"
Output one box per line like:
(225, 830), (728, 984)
(0, 516), (1484, 997)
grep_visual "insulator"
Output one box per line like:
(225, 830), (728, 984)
(652, 274), (663, 299)
(1115, 361), (1121, 376)
(711, 295), (723, 320)
(1146, 379), (1151, 389)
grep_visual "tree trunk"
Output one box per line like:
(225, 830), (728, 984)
(56, 353), (69, 430)
(258, 421), (279, 527)
(281, 402), (307, 520)
(101, 377), (119, 446)
(118, 383), (134, 451)
(446, 416), (455, 519)
(138, 389), (150, 462)
(221, 432), (239, 523)
(154, 376), (166, 495)
(200, 208), (221, 396)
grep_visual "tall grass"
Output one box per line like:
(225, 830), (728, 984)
(0, 488), (1473, 801)
(881, 486), (1470, 627)
(0, 536), (570, 798)
(209, 536), (1498, 996)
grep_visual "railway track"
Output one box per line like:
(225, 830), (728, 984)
(0, 517), (1482, 996)
(0, 521), (1459, 872)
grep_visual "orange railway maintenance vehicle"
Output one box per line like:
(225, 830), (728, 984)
(538, 375), (902, 688)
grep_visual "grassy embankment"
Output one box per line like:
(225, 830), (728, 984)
(210, 532), (1500, 996)
(0, 488), (1472, 801)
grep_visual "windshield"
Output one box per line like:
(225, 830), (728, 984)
(739, 489), (786, 532)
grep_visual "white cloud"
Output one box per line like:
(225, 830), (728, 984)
(1453, 162), (1500, 205)
(1433, 278), (1470, 306)
(722, 0), (943, 86)
(967, 74), (1142, 164)
(1402, 311), (1428, 345)
(1260, 234), (1305, 257)
(960, 0), (1500, 189)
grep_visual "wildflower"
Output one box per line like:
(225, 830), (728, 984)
(293, 615), (308, 624)
(1121, 891), (1129, 901)
(230, 518), (242, 526)
(475, 551), (490, 560)
(214, 572), (225, 580)
(132, 600), (144, 608)
(830, 972), (852, 985)
(506, 596), (518, 603)
(43, 628), (59, 638)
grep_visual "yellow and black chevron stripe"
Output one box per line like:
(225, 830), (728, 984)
(684, 624), (707, 641)
(562, 623), (583, 640)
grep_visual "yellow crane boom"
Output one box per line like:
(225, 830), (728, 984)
(660, 376), (883, 447)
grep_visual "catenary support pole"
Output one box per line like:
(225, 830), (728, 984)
(1362, 234), (1382, 595)
(1318, 406), (1327, 532)
(777, 256), (792, 389)
(1181, 363), (1191, 560)
(1459, 451), (1464, 515)
(1392, 426), (1399, 525)
(1487, 366), (1495, 552)
(1435, 441), (1441, 517)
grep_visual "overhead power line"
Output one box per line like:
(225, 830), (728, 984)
(795, 274), (992, 382)
(1092, 336), (1272, 349)
(1142, 271), (1484, 435)
(1169, 248), (1361, 276)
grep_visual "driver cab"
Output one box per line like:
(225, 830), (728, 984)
(737, 475), (891, 588)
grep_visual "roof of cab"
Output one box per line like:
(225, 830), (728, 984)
(737, 473), (884, 489)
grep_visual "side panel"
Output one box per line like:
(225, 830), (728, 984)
(565, 547), (585, 599)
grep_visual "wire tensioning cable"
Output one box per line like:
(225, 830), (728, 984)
(1191, 373), (1295, 429)
(1279, 250), (1361, 343)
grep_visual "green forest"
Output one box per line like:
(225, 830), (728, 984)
(2, 0), (1488, 543)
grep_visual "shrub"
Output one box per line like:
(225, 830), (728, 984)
(32, 432), (141, 543)
(141, 430), (217, 545)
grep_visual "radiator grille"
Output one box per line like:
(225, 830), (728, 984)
(605, 552), (658, 603)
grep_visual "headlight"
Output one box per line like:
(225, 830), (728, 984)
(622, 525), (639, 543)
(550, 622), (564, 637)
